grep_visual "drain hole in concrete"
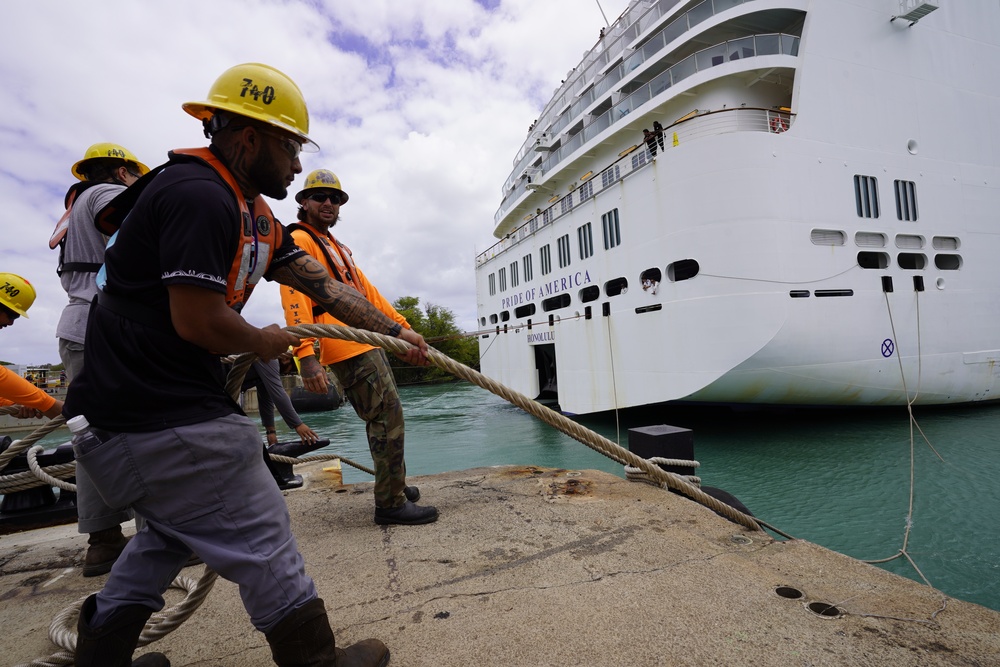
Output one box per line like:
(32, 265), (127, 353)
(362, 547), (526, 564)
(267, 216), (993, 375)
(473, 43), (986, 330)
(775, 586), (803, 600)
(807, 601), (842, 618)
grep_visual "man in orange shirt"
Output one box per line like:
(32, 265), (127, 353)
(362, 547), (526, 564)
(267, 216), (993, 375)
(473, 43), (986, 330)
(281, 170), (437, 525)
(0, 273), (63, 419)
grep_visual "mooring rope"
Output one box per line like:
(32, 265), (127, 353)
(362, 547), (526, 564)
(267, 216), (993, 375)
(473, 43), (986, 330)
(286, 323), (761, 532)
(11, 322), (761, 666)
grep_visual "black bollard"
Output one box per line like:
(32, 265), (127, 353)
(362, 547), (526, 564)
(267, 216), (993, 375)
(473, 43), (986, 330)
(265, 439), (330, 490)
(627, 424), (752, 524)
(0, 438), (79, 534)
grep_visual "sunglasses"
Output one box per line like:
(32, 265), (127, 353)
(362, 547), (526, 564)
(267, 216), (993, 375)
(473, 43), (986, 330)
(307, 193), (342, 205)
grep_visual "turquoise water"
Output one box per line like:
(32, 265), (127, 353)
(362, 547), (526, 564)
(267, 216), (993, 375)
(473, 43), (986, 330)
(294, 382), (1000, 612)
(10, 381), (998, 611)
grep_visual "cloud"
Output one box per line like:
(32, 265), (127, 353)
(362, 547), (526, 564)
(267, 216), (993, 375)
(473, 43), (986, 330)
(0, 0), (628, 365)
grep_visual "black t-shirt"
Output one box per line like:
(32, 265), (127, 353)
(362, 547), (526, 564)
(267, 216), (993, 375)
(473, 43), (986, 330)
(64, 153), (304, 432)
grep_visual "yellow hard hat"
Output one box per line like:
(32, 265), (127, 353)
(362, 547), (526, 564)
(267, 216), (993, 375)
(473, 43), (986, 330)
(182, 63), (319, 152)
(0, 273), (37, 318)
(71, 143), (150, 182)
(295, 169), (349, 204)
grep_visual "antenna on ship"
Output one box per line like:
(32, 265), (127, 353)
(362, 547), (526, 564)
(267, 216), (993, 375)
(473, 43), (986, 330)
(594, 0), (610, 27)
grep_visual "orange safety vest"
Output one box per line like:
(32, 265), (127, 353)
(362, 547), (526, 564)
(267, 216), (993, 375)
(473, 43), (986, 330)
(96, 147), (281, 312)
(286, 223), (368, 301)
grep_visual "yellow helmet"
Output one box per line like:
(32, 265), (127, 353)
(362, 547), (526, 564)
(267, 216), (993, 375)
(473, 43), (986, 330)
(295, 169), (349, 204)
(0, 273), (37, 318)
(71, 143), (150, 182)
(182, 63), (319, 152)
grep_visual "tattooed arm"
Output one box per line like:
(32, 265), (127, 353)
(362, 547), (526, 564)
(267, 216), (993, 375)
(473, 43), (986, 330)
(270, 255), (429, 364)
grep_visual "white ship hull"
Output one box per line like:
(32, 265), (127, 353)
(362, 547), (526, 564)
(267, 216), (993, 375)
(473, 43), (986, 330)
(475, 0), (1000, 414)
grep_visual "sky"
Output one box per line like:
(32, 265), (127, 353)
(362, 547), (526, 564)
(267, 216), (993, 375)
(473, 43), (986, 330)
(0, 0), (631, 366)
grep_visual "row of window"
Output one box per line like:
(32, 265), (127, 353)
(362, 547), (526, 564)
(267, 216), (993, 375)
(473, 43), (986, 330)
(810, 228), (962, 270)
(854, 175), (918, 221)
(481, 259), (700, 326)
(487, 209), (622, 295)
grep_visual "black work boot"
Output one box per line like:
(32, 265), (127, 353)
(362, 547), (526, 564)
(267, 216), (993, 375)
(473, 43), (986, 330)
(83, 525), (130, 577)
(75, 594), (170, 666)
(374, 500), (438, 526)
(266, 597), (390, 666)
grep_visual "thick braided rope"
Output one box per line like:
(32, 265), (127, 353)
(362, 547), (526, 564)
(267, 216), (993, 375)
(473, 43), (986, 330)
(15, 571), (210, 667)
(287, 323), (761, 532)
(0, 409), (72, 495)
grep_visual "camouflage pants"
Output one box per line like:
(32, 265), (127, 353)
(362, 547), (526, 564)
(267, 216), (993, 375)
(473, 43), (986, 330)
(331, 348), (407, 509)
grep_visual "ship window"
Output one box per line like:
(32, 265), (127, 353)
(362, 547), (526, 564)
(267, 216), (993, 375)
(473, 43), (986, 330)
(515, 304), (536, 318)
(815, 289), (854, 297)
(488, 273), (496, 296)
(854, 175), (880, 218)
(510, 261), (519, 288)
(500, 311), (511, 322)
(632, 150), (648, 169)
(542, 294), (571, 312)
(557, 234), (571, 268)
(578, 223), (594, 259)
(579, 179), (593, 200)
(523, 254), (533, 282)
(932, 236), (960, 250)
(498, 267), (507, 292)
(580, 285), (600, 303)
(480, 317), (486, 327)
(605, 277), (628, 297)
(855, 231), (887, 248)
(894, 180), (918, 221)
(894, 234), (924, 249)
(561, 193), (574, 215)
(789, 290), (810, 298)
(640, 268), (661, 294)
(857, 251), (889, 269)
(602, 208), (621, 249)
(540, 244), (552, 275)
(810, 229), (846, 246)
(489, 314), (498, 324)
(601, 165), (620, 188)
(897, 253), (926, 270)
(667, 259), (699, 282)
(935, 254), (962, 270)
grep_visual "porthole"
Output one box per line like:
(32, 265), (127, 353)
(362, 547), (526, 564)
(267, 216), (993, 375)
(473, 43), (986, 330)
(515, 303), (536, 318)
(579, 285), (600, 303)
(857, 251), (889, 269)
(489, 314), (498, 324)
(605, 277), (628, 297)
(897, 253), (927, 270)
(542, 294), (571, 312)
(500, 311), (511, 322)
(667, 259), (699, 282)
(934, 254), (962, 270)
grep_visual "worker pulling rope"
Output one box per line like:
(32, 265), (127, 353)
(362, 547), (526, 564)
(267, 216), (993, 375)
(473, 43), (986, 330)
(12, 322), (761, 666)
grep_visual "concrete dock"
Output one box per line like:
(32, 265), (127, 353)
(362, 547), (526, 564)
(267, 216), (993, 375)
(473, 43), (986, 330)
(2, 463), (999, 666)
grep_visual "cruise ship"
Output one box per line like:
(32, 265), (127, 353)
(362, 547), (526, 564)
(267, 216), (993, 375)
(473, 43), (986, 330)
(474, 0), (1000, 415)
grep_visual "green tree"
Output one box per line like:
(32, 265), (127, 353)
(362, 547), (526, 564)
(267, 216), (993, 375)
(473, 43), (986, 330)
(389, 296), (479, 385)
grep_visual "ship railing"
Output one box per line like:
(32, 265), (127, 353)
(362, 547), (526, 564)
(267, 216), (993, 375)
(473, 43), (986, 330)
(495, 32), (798, 225)
(499, 0), (769, 210)
(478, 106), (793, 267)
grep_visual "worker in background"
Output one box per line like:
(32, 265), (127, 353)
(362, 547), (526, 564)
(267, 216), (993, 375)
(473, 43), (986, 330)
(51, 142), (148, 577)
(281, 169), (437, 526)
(0, 273), (63, 419)
(64, 62), (425, 667)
